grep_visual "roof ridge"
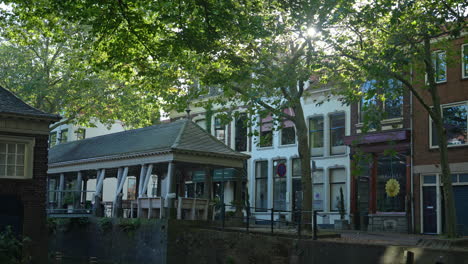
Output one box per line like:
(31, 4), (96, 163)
(171, 119), (189, 149)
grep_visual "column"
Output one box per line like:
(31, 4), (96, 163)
(113, 167), (128, 217)
(75, 171), (83, 207)
(166, 162), (176, 218)
(94, 169), (106, 217)
(58, 173), (65, 208)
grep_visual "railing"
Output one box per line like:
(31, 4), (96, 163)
(214, 204), (333, 240)
(47, 190), (96, 215)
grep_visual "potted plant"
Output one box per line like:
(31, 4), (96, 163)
(334, 187), (349, 230)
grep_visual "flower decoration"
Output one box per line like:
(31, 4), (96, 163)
(385, 178), (400, 197)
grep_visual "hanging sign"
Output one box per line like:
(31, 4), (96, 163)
(277, 163), (287, 177)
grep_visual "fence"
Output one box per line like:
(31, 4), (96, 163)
(215, 203), (336, 240)
(47, 190), (96, 215)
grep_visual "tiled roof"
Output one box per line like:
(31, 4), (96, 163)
(0, 86), (60, 120)
(49, 119), (249, 165)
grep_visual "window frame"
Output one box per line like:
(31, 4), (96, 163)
(213, 117), (226, 143)
(59, 129), (68, 144)
(432, 50), (447, 84)
(309, 115), (324, 157)
(234, 114), (248, 152)
(429, 101), (468, 149)
(272, 159), (287, 211)
(312, 168), (324, 212)
(49, 132), (57, 148)
(75, 128), (86, 140)
(462, 44), (468, 79)
(0, 135), (35, 180)
(280, 126), (296, 146)
(255, 160), (268, 212)
(329, 167), (347, 212)
(329, 112), (346, 155)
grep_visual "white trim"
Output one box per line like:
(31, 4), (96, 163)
(429, 101), (468, 149)
(462, 43), (468, 79)
(0, 135), (35, 180)
(433, 50), (447, 84)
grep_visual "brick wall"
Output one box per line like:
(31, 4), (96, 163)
(0, 131), (49, 264)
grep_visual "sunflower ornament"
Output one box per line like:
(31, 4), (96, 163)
(385, 178), (400, 197)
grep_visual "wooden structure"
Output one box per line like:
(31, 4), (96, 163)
(47, 119), (249, 219)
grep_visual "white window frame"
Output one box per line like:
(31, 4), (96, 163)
(309, 115), (324, 157)
(329, 112), (346, 155)
(0, 135), (35, 180)
(429, 101), (468, 149)
(462, 43), (468, 79)
(432, 50), (447, 84)
(279, 126), (296, 146)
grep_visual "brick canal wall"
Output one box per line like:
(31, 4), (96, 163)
(49, 219), (468, 264)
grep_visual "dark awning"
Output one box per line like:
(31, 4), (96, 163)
(192, 168), (245, 182)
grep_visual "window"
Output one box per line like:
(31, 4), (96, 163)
(60, 129), (68, 143)
(235, 114), (248, 151)
(214, 118), (225, 142)
(75, 128), (86, 140)
(281, 108), (295, 145)
(462, 44), (468, 79)
(313, 169), (324, 211)
(292, 159), (302, 211)
(384, 80), (403, 119)
(49, 132), (57, 148)
(273, 159), (287, 211)
(376, 155), (406, 212)
(360, 80), (402, 122)
(259, 114), (273, 147)
(255, 161), (268, 212)
(195, 119), (206, 130)
(431, 103), (468, 147)
(432, 50), (447, 83)
(281, 127), (295, 145)
(359, 80), (378, 123)
(330, 168), (346, 212)
(309, 116), (324, 156)
(0, 136), (34, 179)
(330, 113), (346, 155)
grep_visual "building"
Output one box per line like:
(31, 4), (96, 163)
(250, 88), (351, 226)
(344, 80), (412, 233)
(413, 36), (468, 235)
(0, 86), (60, 263)
(49, 119), (125, 147)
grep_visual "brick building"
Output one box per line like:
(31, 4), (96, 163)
(413, 36), (468, 235)
(0, 86), (60, 263)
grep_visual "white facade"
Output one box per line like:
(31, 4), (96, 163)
(49, 119), (126, 147)
(249, 89), (351, 225)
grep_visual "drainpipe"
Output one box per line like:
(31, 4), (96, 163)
(410, 66), (415, 233)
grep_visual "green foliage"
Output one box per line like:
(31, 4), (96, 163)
(97, 217), (113, 232)
(0, 226), (31, 264)
(117, 219), (141, 233)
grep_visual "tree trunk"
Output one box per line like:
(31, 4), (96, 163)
(423, 36), (457, 238)
(293, 102), (313, 231)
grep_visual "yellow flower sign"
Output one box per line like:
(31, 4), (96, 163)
(385, 179), (400, 197)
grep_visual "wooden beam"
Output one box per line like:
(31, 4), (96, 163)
(138, 165), (148, 197)
(95, 169), (106, 198)
(141, 164), (153, 197)
(113, 167), (129, 217)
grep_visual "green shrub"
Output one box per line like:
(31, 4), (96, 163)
(118, 219), (141, 233)
(0, 226), (31, 264)
(97, 218), (113, 232)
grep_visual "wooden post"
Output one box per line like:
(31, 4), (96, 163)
(166, 162), (176, 218)
(113, 167), (128, 217)
(75, 171), (83, 207)
(141, 164), (153, 198)
(58, 173), (65, 208)
(138, 165), (148, 197)
(94, 169), (106, 217)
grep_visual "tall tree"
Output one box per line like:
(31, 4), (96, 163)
(2, 0), (353, 227)
(319, 0), (467, 237)
(0, 5), (163, 128)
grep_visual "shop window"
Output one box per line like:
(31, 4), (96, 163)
(313, 169), (324, 211)
(463, 44), (468, 79)
(330, 113), (346, 155)
(214, 117), (226, 142)
(376, 155), (406, 212)
(432, 50), (447, 83)
(75, 128), (86, 140)
(0, 137), (34, 179)
(259, 114), (273, 147)
(60, 129), (68, 143)
(49, 132), (57, 148)
(330, 168), (346, 212)
(431, 103), (468, 147)
(273, 159), (287, 211)
(255, 161), (268, 211)
(235, 114), (248, 151)
(309, 116), (324, 156)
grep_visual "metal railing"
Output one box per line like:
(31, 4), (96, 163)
(47, 190), (96, 215)
(215, 203), (330, 240)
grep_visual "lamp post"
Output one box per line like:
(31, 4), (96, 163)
(151, 175), (157, 197)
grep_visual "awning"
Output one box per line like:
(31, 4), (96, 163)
(192, 168), (245, 182)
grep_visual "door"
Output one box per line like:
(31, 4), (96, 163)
(0, 196), (23, 236)
(453, 186), (468, 236)
(422, 186), (437, 234)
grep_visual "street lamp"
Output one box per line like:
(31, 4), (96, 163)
(151, 175), (157, 197)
